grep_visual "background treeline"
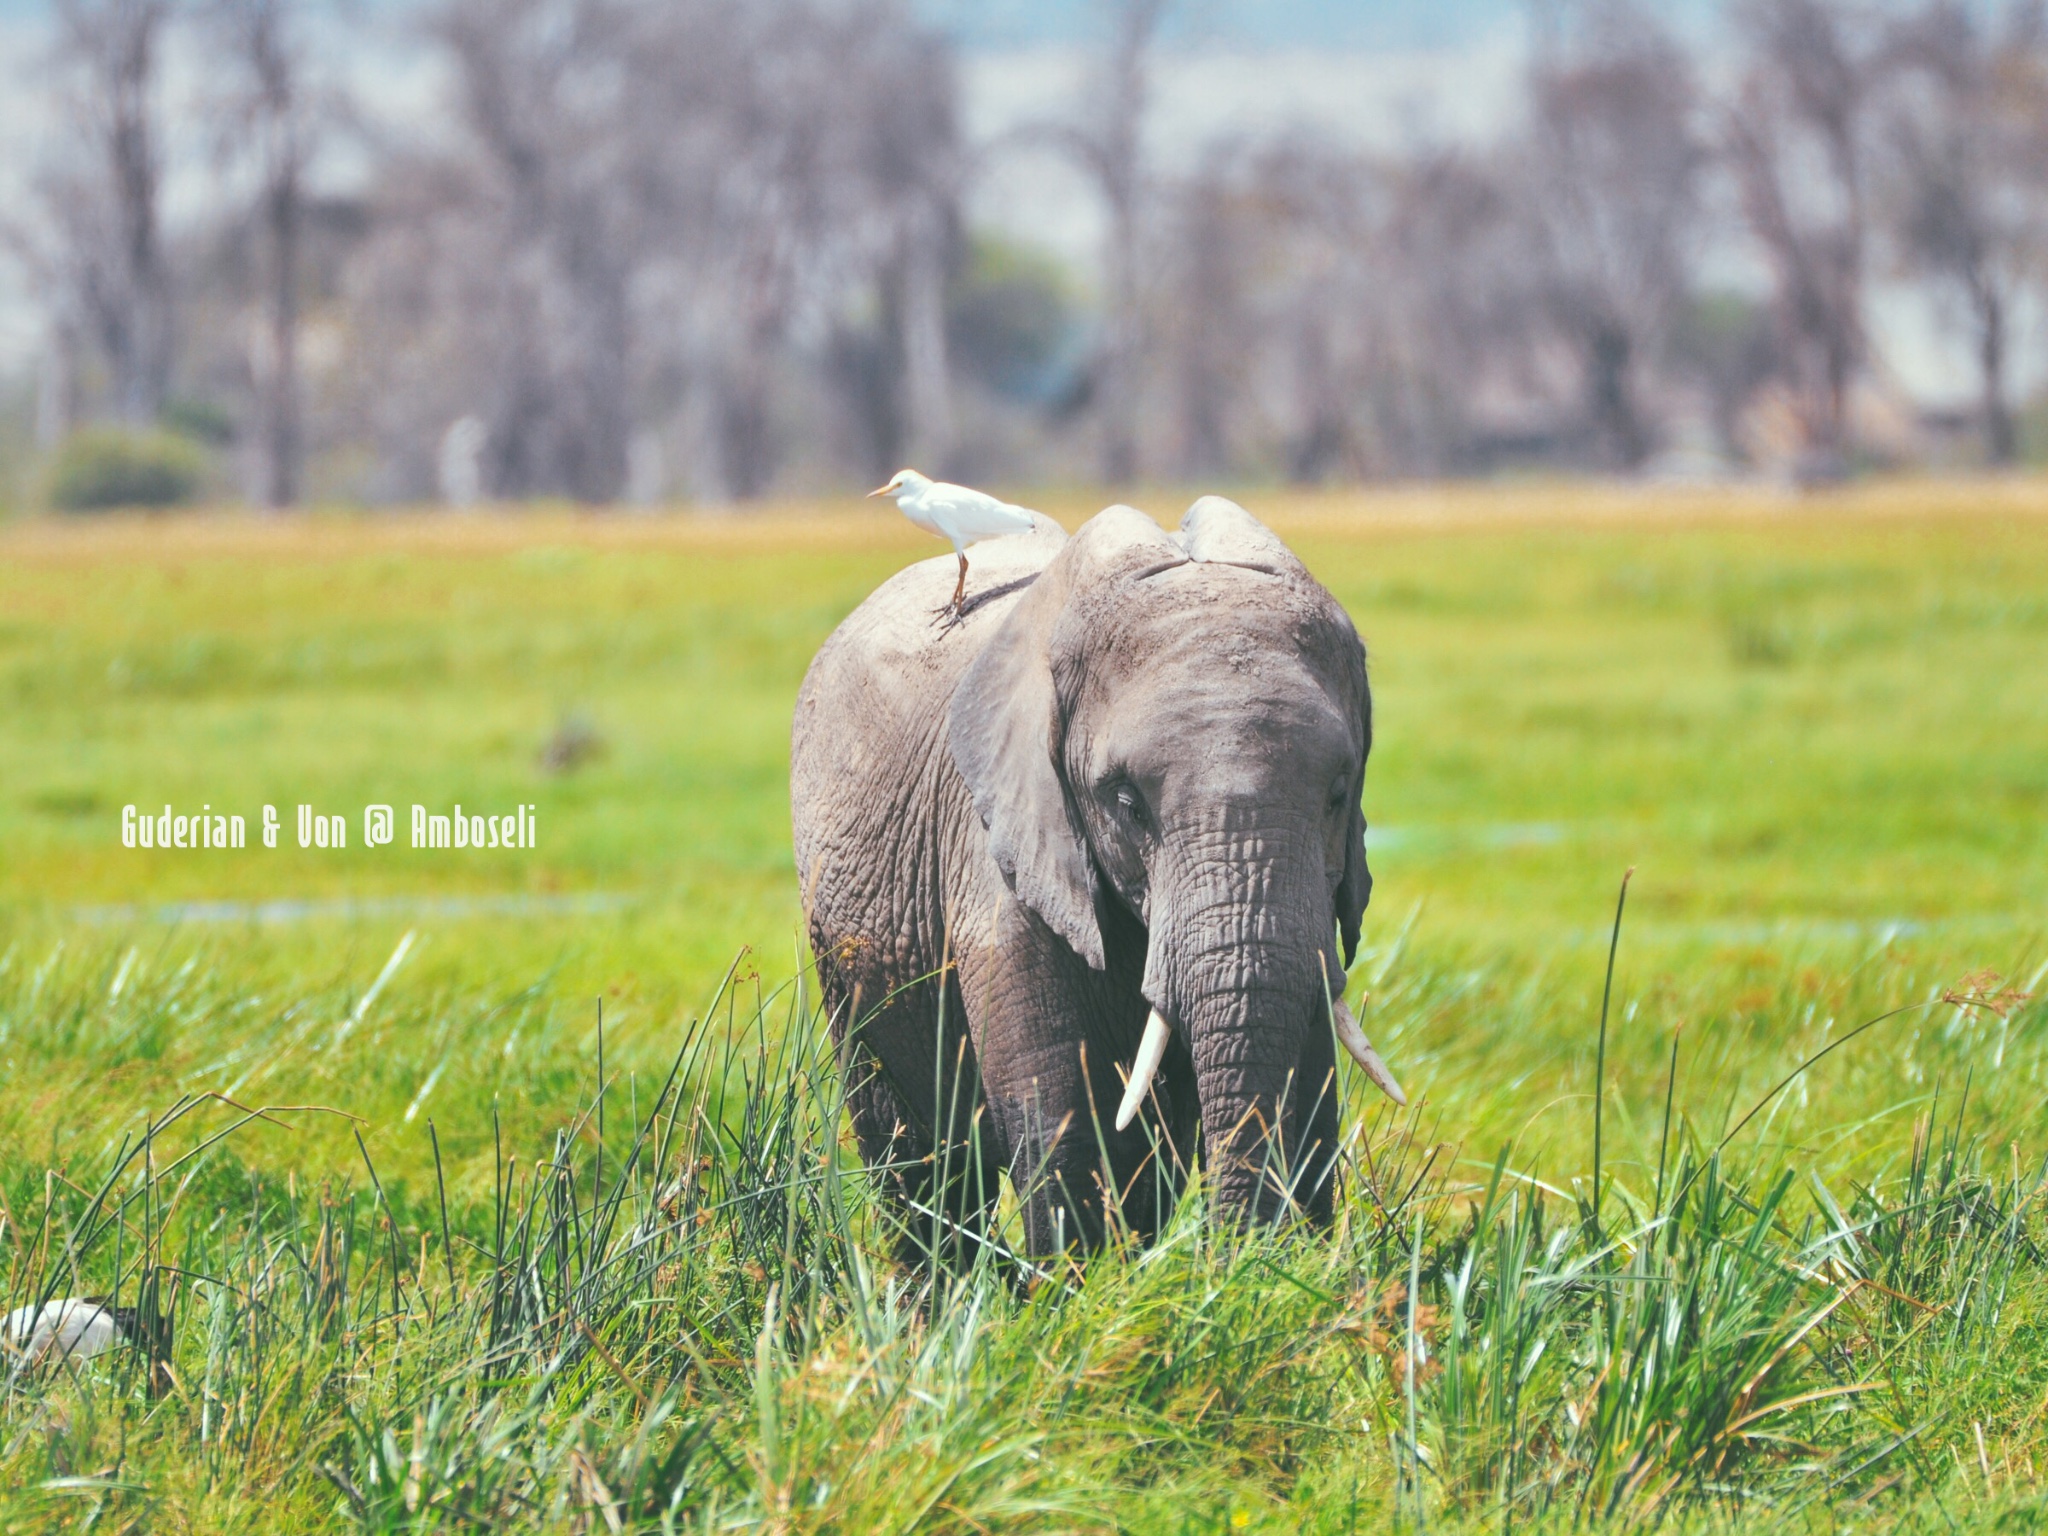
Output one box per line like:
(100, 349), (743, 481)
(8, 0), (2048, 509)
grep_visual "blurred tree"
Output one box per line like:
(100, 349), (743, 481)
(435, 0), (640, 502)
(339, 0), (955, 504)
(818, 16), (963, 480)
(204, 0), (335, 507)
(1879, 0), (2048, 465)
(46, 424), (203, 510)
(946, 238), (1078, 406)
(1162, 142), (1262, 480)
(1727, 0), (1883, 479)
(1036, 0), (1166, 485)
(1158, 135), (1530, 482)
(1668, 290), (1781, 462)
(18, 0), (176, 432)
(1522, 0), (1705, 469)
(27, 0), (2041, 498)
(1373, 148), (1546, 474)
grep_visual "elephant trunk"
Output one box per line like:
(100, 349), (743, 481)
(1141, 828), (1342, 1226)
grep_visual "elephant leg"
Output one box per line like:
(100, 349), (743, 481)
(1119, 1029), (1203, 1238)
(956, 901), (1195, 1258)
(994, 1029), (1199, 1257)
(820, 956), (1002, 1274)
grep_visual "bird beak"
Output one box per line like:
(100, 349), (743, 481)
(867, 482), (893, 498)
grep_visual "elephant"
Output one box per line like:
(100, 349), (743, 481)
(789, 496), (1403, 1268)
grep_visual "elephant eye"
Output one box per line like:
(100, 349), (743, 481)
(1112, 782), (1148, 829)
(1329, 779), (1351, 815)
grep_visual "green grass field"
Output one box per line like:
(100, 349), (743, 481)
(1, 481), (2045, 1531)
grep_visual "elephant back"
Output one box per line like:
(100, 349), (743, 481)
(790, 515), (1066, 913)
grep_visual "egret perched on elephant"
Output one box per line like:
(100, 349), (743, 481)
(869, 469), (1036, 617)
(791, 496), (1403, 1268)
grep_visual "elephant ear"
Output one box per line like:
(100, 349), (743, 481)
(1335, 609), (1374, 964)
(948, 506), (1186, 971)
(1177, 495), (1315, 579)
(1337, 790), (1372, 967)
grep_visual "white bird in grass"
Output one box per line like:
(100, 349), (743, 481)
(3, 1296), (134, 1370)
(869, 469), (1037, 618)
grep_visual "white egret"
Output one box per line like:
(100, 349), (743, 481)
(3, 1296), (133, 1369)
(869, 469), (1037, 617)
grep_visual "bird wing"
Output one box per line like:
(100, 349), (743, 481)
(1, 1304), (36, 1353)
(4, 1299), (115, 1363)
(896, 499), (946, 539)
(926, 482), (1037, 541)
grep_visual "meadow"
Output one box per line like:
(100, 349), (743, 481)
(0, 479), (2044, 1532)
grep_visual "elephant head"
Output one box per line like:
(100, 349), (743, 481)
(947, 497), (1400, 1226)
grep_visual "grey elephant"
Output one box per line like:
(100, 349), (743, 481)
(790, 497), (1404, 1267)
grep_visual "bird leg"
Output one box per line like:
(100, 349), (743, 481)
(937, 552), (974, 630)
(934, 552), (969, 628)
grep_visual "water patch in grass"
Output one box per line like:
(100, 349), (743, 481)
(1366, 821), (1569, 851)
(71, 891), (637, 925)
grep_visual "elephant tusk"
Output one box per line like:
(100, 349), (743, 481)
(1333, 996), (1408, 1107)
(1114, 1008), (1173, 1132)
